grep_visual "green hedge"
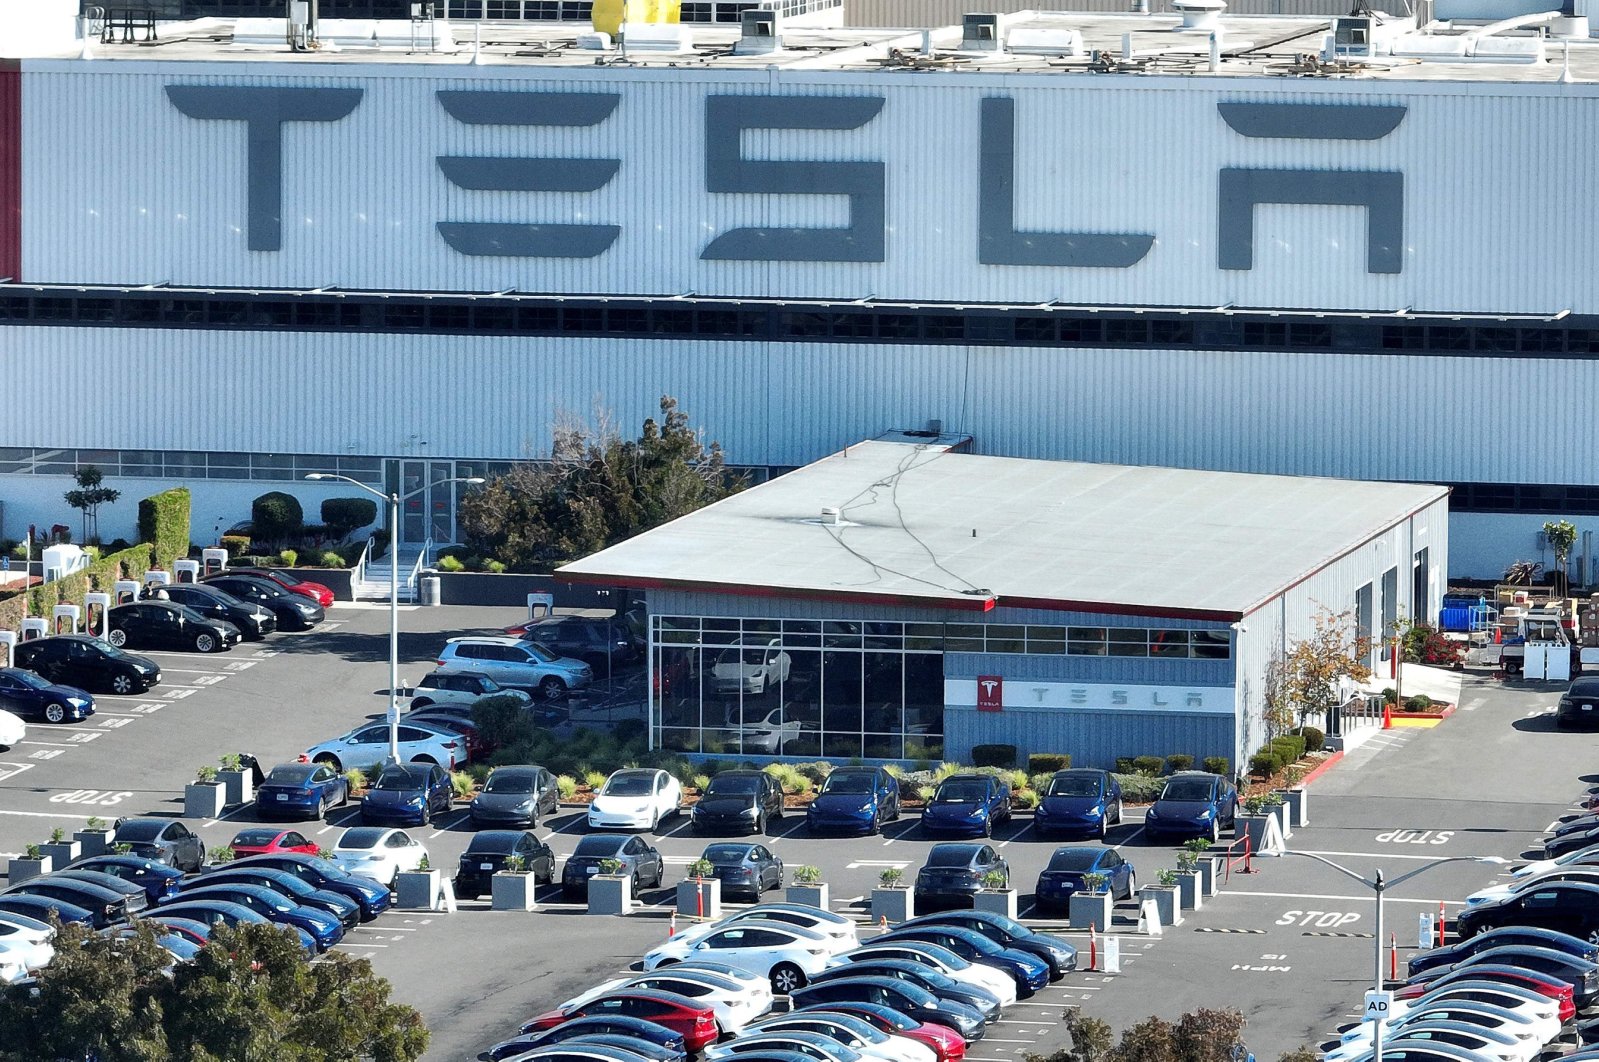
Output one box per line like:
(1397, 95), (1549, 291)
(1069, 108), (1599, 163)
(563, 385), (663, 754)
(1165, 754), (1194, 773)
(1202, 756), (1232, 776)
(970, 744), (1016, 768)
(137, 488), (191, 570)
(321, 497), (378, 535)
(1026, 753), (1071, 774)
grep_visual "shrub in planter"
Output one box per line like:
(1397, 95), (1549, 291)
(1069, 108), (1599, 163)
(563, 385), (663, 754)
(251, 491), (303, 542)
(1248, 752), (1280, 778)
(1111, 773), (1163, 802)
(1294, 727), (1325, 754)
(485, 560), (507, 574)
(437, 555), (465, 573)
(879, 867), (905, 888)
(793, 865), (823, 884)
(556, 775), (578, 800)
(1027, 753), (1071, 773)
(1013, 789), (1039, 809)
(313, 551), (343, 568)
(220, 535), (250, 559)
(1403, 694), (1434, 712)
(1202, 756), (1231, 777)
(321, 497), (378, 537)
(1131, 755), (1164, 777)
(971, 744), (1017, 768)
(1165, 754), (1194, 773)
(687, 858), (716, 879)
(1381, 687), (1399, 705)
(209, 845), (235, 865)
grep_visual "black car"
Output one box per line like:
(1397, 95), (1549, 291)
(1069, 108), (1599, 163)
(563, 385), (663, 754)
(1409, 945), (1599, 1007)
(1457, 880), (1599, 943)
(0, 666), (94, 724)
(806, 960), (1002, 1021)
(202, 574), (324, 631)
(2, 877), (134, 928)
(561, 834), (664, 899)
(49, 870), (152, 916)
(110, 818), (205, 872)
(691, 771), (785, 835)
(1558, 678), (1599, 729)
(515, 616), (638, 673)
(1545, 825), (1599, 858)
(1409, 927), (1599, 977)
(471, 765), (561, 828)
(913, 844), (1009, 911)
(900, 910), (1077, 978)
(159, 583), (278, 640)
(13, 635), (160, 695)
(108, 601), (240, 654)
(789, 976), (986, 1042)
(487, 1016), (688, 1062)
(700, 843), (784, 900)
(455, 830), (555, 899)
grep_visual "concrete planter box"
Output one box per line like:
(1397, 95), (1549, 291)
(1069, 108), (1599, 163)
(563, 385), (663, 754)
(219, 768), (254, 807)
(677, 878), (722, 920)
(871, 887), (914, 925)
(1069, 890), (1114, 930)
(7, 856), (51, 884)
(588, 874), (633, 915)
(786, 882), (830, 909)
(184, 781), (227, 819)
(973, 889), (1019, 919)
(1197, 856), (1222, 897)
(1240, 813), (1277, 854)
(394, 869), (440, 909)
(40, 840), (79, 867)
(74, 830), (110, 859)
(1176, 871), (1203, 911)
(1266, 801), (1291, 839)
(1140, 884), (1181, 927)
(1278, 788), (1308, 828)
(491, 872), (537, 911)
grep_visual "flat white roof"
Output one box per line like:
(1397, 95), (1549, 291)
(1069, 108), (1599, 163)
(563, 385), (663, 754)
(558, 440), (1449, 620)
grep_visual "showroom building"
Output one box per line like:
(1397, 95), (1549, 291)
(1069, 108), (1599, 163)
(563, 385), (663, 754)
(558, 436), (1451, 769)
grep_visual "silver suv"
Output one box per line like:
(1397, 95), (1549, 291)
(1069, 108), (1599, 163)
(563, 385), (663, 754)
(434, 637), (592, 700)
(408, 670), (534, 710)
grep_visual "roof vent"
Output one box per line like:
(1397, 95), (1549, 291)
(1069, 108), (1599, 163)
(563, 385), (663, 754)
(734, 9), (781, 54)
(618, 22), (692, 51)
(961, 12), (1003, 51)
(1006, 26), (1084, 54)
(820, 507), (843, 526)
(1330, 14), (1374, 56)
(1171, 0), (1226, 31)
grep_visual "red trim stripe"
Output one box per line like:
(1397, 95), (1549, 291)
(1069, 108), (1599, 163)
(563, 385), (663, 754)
(0, 61), (19, 282)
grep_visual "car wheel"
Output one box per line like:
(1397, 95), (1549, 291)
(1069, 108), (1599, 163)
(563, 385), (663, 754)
(981, 818), (992, 838)
(632, 872), (642, 895)
(650, 811), (660, 832)
(315, 797), (326, 820)
(1208, 819), (1220, 843)
(314, 754), (343, 773)
(108, 629), (127, 648)
(652, 863), (663, 889)
(411, 756), (437, 767)
(194, 633), (216, 653)
(111, 673), (135, 695)
(538, 677), (567, 701)
(1096, 816), (1108, 841)
(755, 814), (767, 835)
(770, 962), (806, 994)
(1115, 799), (1124, 824)
(43, 702), (67, 724)
(1125, 871), (1137, 899)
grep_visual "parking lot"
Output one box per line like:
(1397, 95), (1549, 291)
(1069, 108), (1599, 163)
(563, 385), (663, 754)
(0, 603), (1590, 1062)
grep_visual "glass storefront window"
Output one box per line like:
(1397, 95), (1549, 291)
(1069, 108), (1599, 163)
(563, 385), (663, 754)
(1108, 628), (1148, 657)
(1068, 627), (1108, 655)
(1149, 630), (1191, 658)
(945, 624), (984, 652)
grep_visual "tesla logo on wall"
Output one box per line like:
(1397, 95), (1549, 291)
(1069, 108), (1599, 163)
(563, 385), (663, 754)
(977, 676), (1003, 713)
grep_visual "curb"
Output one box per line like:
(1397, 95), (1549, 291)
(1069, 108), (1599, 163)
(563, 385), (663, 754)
(1298, 749), (1345, 788)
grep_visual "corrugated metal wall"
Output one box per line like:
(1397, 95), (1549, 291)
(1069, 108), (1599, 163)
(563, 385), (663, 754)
(945, 706), (1233, 771)
(845, 0), (1342, 26)
(21, 62), (1599, 314)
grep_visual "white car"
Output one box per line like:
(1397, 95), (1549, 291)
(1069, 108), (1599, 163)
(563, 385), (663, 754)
(328, 826), (430, 886)
(1325, 1021), (1533, 1062)
(1465, 866), (1599, 906)
(0, 708), (23, 750)
(706, 1031), (861, 1062)
(644, 919), (837, 993)
(743, 1012), (937, 1062)
(588, 768), (683, 831)
(304, 720), (464, 773)
(1382, 981), (1562, 1030)
(0, 914), (53, 972)
(726, 706), (815, 755)
(561, 968), (771, 1032)
(1508, 847), (1599, 881)
(828, 940), (1017, 1006)
(711, 638), (792, 696)
(407, 670), (534, 710)
(670, 904), (858, 955)
(1335, 1000), (1557, 1054)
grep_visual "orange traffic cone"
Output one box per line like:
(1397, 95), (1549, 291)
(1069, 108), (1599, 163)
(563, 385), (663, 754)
(668, 913), (676, 938)
(1382, 704), (1393, 729)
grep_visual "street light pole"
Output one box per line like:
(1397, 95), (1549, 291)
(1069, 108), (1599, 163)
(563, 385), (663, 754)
(305, 472), (483, 766)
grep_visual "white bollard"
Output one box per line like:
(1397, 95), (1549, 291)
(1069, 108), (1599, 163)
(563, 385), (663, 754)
(1103, 935), (1121, 974)
(1418, 912), (1433, 951)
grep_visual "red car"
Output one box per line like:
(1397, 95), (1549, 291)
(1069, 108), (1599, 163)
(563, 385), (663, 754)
(522, 990), (719, 1052)
(205, 568), (334, 609)
(228, 827), (320, 858)
(803, 1003), (967, 1062)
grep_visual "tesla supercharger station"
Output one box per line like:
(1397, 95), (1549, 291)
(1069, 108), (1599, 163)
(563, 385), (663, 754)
(52, 604), (81, 635)
(174, 559), (199, 584)
(143, 569), (170, 588)
(84, 593), (111, 641)
(0, 631), (15, 667)
(113, 579), (142, 605)
(527, 593), (554, 623)
(201, 548), (228, 575)
(19, 617), (47, 641)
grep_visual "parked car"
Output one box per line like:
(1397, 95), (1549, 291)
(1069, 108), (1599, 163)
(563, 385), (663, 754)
(435, 636), (592, 700)
(1412, 945), (1599, 1008)
(201, 574), (325, 631)
(404, 711), (490, 764)
(166, 882), (342, 950)
(1556, 677), (1599, 728)
(1457, 881), (1599, 943)
(0, 667), (94, 724)
(143, 915), (215, 949)
(789, 977), (986, 1042)
(1394, 964), (1576, 1022)
(520, 989), (721, 1053)
(228, 827), (321, 858)
(486, 1015), (687, 1062)
(828, 941), (1015, 1007)
(1410, 928), (1598, 978)
(2, 878), (136, 928)
(472, 764), (560, 828)
(110, 818), (204, 872)
(898, 911), (1076, 979)
(513, 616), (639, 672)
(668, 904), (859, 955)
(205, 567), (334, 609)
(798, 1001), (966, 1062)
(1334, 1000), (1558, 1057)
(328, 826), (429, 887)
(188, 868), (361, 928)
(67, 855), (184, 903)
(1034, 846), (1137, 911)
(0, 708), (22, 750)
(1377, 980), (1563, 1039)
(159, 583), (277, 640)
(913, 844), (1009, 912)
(455, 830), (555, 899)
(1508, 845), (1599, 882)
(304, 719), (462, 773)
(1542, 825), (1599, 859)
(744, 1011), (938, 1062)
(45, 870), (150, 917)
(107, 601), (240, 654)
(407, 670), (533, 710)
(1143, 771), (1238, 844)
(807, 767), (900, 836)
(1467, 867), (1599, 908)
(566, 968), (772, 1033)
(700, 843), (784, 901)
(921, 776), (1012, 839)
(711, 636), (792, 697)
(562, 834), (664, 899)
(705, 1031), (866, 1062)
(14, 635), (160, 695)
(691, 770), (785, 835)
(223, 853), (390, 921)
(1326, 1024), (1528, 1062)
(0, 912), (55, 971)
(645, 919), (836, 993)
(589, 768), (683, 831)
(361, 761), (454, 827)
(254, 761), (350, 821)
(151, 900), (317, 955)
(879, 924), (1050, 995)
(1033, 770), (1123, 839)
(0, 894), (95, 928)
(806, 958), (1001, 1021)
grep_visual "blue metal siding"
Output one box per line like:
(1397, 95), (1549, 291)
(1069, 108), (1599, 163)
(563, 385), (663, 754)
(945, 651), (1234, 686)
(945, 708), (1235, 773)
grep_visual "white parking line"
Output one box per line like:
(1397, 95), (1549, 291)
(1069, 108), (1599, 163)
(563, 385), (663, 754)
(1112, 827), (1145, 850)
(0, 809), (101, 821)
(428, 812), (469, 838)
(1295, 849), (1505, 863)
(1235, 890), (1463, 906)
(154, 667), (231, 675)
(19, 739), (80, 747)
(334, 942), (388, 948)
(999, 822), (1032, 848)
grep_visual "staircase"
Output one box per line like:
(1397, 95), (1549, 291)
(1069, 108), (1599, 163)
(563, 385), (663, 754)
(352, 541), (430, 603)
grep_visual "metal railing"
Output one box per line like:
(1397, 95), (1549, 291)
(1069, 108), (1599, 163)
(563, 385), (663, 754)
(353, 536), (374, 588)
(403, 539), (433, 601)
(1224, 832), (1254, 883)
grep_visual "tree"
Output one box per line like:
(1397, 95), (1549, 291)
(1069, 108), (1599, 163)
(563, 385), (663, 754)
(252, 491), (305, 547)
(1281, 606), (1372, 726)
(459, 396), (742, 572)
(1543, 519), (1577, 596)
(63, 465), (120, 544)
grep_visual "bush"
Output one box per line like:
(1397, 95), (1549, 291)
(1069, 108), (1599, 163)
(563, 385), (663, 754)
(1026, 753), (1071, 774)
(321, 497), (378, 536)
(218, 534), (250, 558)
(1114, 757), (1136, 774)
(1403, 694), (1434, 712)
(1110, 773), (1164, 802)
(1165, 754), (1194, 773)
(1293, 726), (1325, 754)
(315, 550), (344, 568)
(1131, 755), (1165, 777)
(793, 761), (833, 786)
(449, 771), (475, 799)
(1269, 741), (1299, 767)
(1249, 752), (1281, 778)
(971, 744), (1017, 768)
(555, 775), (578, 800)
(485, 559), (507, 574)
(1013, 789), (1039, 809)
(344, 767), (368, 792)
(1381, 686), (1398, 705)
(137, 487), (191, 570)
(251, 491), (304, 542)
(278, 549), (298, 568)
(436, 555), (465, 573)
(1202, 756), (1231, 776)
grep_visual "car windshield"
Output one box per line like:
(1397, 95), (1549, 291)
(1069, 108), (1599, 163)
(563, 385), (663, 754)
(706, 776), (760, 796)
(936, 782), (985, 803)
(338, 828), (388, 850)
(1160, 779), (1214, 801)
(821, 774), (875, 795)
(5, 670), (49, 690)
(95, 642), (133, 660)
(704, 845), (752, 864)
(1047, 849), (1103, 872)
(523, 641), (558, 662)
(171, 604), (210, 623)
(484, 773), (535, 794)
(1047, 775), (1099, 797)
(603, 773), (655, 797)
(114, 821), (164, 842)
(374, 769), (423, 791)
(466, 835), (515, 855)
(573, 836), (627, 857)
(231, 830), (284, 847)
(927, 847), (977, 868)
(265, 766), (316, 786)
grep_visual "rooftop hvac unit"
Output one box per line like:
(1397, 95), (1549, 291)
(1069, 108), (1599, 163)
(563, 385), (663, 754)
(1331, 14), (1375, 57)
(734, 9), (781, 53)
(288, 0), (317, 49)
(961, 12), (1003, 51)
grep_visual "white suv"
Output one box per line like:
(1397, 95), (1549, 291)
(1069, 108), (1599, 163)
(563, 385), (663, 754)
(435, 637), (592, 700)
(408, 670), (533, 710)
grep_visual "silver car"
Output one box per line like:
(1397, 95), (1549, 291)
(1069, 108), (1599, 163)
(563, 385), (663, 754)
(407, 670), (533, 710)
(434, 637), (592, 700)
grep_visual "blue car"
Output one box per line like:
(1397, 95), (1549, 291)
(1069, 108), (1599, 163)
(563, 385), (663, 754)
(487, 1016), (689, 1062)
(70, 854), (185, 903)
(921, 775), (1013, 839)
(190, 868), (361, 928)
(1144, 771), (1237, 844)
(361, 761), (453, 827)
(0, 894), (95, 927)
(1034, 846), (1137, 912)
(1033, 769), (1123, 839)
(223, 853), (390, 921)
(904, 909), (1077, 978)
(0, 667), (94, 724)
(807, 767), (901, 836)
(882, 923), (1050, 995)
(1409, 926), (1599, 977)
(254, 761), (350, 821)
(164, 883), (342, 951)
(151, 899), (318, 954)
